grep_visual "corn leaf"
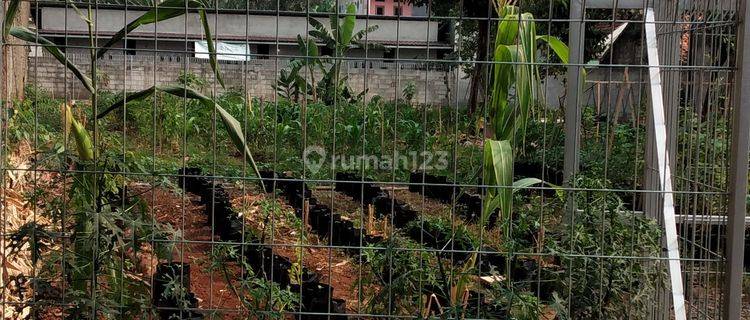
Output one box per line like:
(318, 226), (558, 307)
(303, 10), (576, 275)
(484, 4), (569, 232)
(96, 86), (264, 186)
(62, 103), (73, 138)
(10, 27), (95, 93)
(96, 86), (157, 120)
(512, 177), (543, 191)
(537, 35), (570, 64)
(96, 0), (203, 59)
(489, 44), (515, 141)
(64, 104), (94, 161)
(199, 9), (225, 88)
(482, 139), (512, 228)
(495, 14), (519, 46)
(514, 12), (537, 145)
(3, 0), (20, 40)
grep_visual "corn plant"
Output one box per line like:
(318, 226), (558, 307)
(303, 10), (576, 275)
(3, 0), (261, 317)
(480, 2), (571, 295)
(482, 1), (570, 228)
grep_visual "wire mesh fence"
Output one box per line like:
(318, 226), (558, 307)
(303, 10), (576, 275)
(0, 0), (747, 319)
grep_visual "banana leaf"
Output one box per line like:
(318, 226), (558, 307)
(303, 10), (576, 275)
(339, 3), (357, 47)
(297, 34), (320, 59)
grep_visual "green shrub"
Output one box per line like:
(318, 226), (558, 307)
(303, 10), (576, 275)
(548, 177), (666, 319)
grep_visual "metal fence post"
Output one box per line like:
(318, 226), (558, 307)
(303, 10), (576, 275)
(724, 0), (750, 318)
(563, 0), (584, 222)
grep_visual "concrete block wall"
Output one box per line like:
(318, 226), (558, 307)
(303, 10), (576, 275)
(27, 53), (459, 105)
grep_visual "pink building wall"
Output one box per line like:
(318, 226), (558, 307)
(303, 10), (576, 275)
(368, 0), (413, 17)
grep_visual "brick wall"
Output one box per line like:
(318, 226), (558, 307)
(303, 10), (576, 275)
(27, 53), (458, 105)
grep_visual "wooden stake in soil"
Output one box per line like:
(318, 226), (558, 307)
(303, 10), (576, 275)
(536, 225), (545, 260)
(367, 204), (374, 234)
(303, 199), (310, 230)
(382, 219), (389, 238)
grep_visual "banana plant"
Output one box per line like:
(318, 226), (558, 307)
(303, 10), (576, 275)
(296, 35), (322, 101)
(282, 2), (379, 104)
(3, 0), (255, 317)
(482, 1), (570, 233)
(273, 61), (306, 102)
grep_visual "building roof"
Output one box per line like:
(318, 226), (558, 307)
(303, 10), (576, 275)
(38, 29), (452, 49)
(36, 6), (451, 49)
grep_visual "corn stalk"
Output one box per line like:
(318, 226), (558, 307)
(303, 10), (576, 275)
(482, 1), (570, 241)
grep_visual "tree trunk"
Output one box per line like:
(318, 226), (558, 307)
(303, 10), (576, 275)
(467, 19), (489, 117)
(2, 0), (30, 103)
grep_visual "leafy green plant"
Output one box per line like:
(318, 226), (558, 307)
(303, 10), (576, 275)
(548, 177), (666, 319)
(402, 81), (417, 105)
(361, 236), (438, 316)
(482, 0), (569, 234)
(177, 70), (208, 91)
(273, 61), (308, 102)
(210, 244), (300, 319)
(482, 273), (542, 320)
(279, 3), (379, 105)
(160, 273), (192, 314)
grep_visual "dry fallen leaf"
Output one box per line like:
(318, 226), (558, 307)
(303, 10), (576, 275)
(334, 260), (349, 267)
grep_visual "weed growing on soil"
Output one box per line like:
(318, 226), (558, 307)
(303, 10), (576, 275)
(547, 177), (666, 319)
(209, 244), (300, 319)
(360, 236), (437, 316)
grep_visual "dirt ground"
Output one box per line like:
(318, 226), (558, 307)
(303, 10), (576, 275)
(138, 186), (245, 319)
(228, 186), (370, 314)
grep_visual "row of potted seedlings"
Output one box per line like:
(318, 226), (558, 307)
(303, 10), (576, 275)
(334, 172), (543, 282)
(334, 172), (560, 309)
(261, 171), (489, 268)
(409, 171), (546, 251)
(178, 168), (347, 319)
(261, 170), (484, 266)
(259, 172), (495, 316)
(333, 172), (482, 263)
(259, 172), (490, 315)
(407, 171), (498, 228)
(260, 171), (556, 315)
(260, 171), (497, 276)
(259, 171), (383, 252)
